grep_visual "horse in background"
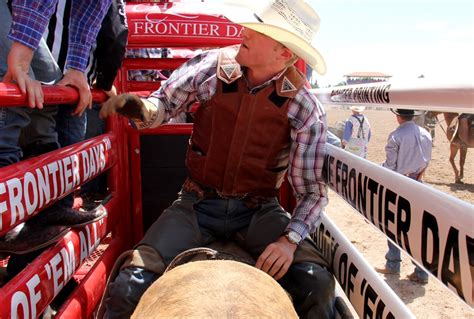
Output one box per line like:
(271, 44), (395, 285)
(433, 112), (473, 183)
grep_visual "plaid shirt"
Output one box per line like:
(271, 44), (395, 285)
(9, 0), (111, 72)
(148, 49), (328, 240)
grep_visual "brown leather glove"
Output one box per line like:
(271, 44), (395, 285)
(100, 93), (145, 120)
(100, 93), (164, 128)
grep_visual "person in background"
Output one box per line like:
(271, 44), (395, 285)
(39, 0), (128, 209)
(342, 106), (371, 158)
(0, 0), (111, 272)
(424, 111), (437, 143)
(375, 108), (432, 284)
(99, 1), (335, 318)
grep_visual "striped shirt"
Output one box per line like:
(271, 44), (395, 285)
(148, 48), (328, 239)
(9, 0), (111, 72)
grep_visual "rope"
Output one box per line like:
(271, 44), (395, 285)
(164, 246), (256, 273)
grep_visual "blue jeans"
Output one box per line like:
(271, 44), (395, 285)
(55, 105), (87, 148)
(104, 190), (334, 319)
(385, 241), (429, 280)
(0, 0), (61, 167)
(80, 103), (107, 195)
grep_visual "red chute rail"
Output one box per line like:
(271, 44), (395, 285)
(0, 83), (107, 107)
(0, 133), (116, 237)
(0, 80), (132, 318)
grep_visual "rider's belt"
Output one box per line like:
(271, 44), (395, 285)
(182, 178), (277, 208)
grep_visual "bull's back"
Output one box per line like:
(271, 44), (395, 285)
(132, 260), (298, 318)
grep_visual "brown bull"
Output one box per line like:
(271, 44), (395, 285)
(131, 260), (298, 318)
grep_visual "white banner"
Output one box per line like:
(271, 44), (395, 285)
(312, 80), (474, 113)
(323, 144), (474, 307)
(315, 215), (415, 318)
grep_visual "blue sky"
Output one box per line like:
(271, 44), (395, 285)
(306, 0), (474, 86)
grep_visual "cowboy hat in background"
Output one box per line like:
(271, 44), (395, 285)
(350, 106), (366, 112)
(390, 108), (425, 116)
(219, 0), (327, 75)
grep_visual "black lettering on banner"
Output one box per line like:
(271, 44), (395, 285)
(396, 196), (412, 255)
(348, 168), (357, 207)
(357, 173), (368, 220)
(347, 262), (358, 301)
(328, 156), (335, 188)
(467, 235), (474, 294)
(421, 211), (440, 275)
(367, 178), (379, 225)
(341, 162), (348, 199)
(330, 84), (391, 104)
(363, 284), (377, 319)
(377, 185), (385, 232)
(336, 160), (342, 193)
(312, 223), (339, 270)
(442, 227), (463, 300)
(338, 253), (348, 293)
(384, 84), (391, 103)
(322, 154), (329, 183)
(384, 188), (397, 242)
(375, 299), (388, 319)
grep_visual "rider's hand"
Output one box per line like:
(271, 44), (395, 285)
(4, 42), (44, 109)
(100, 93), (145, 119)
(256, 236), (297, 280)
(99, 93), (164, 129)
(58, 69), (92, 116)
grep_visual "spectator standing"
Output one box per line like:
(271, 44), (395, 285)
(39, 0), (128, 209)
(375, 108), (432, 284)
(0, 0), (111, 263)
(342, 106), (371, 158)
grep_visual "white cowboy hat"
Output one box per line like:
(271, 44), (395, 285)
(221, 0), (327, 75)
(350, 106), (366, 112)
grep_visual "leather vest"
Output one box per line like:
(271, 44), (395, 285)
(186, 46), (305, 196)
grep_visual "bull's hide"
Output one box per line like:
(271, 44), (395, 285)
(132, 260), (298, 318)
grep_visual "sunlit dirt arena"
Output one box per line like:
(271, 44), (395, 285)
(324, 107), (473, 318)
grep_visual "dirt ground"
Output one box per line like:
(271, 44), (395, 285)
(325, 108), (473, 318)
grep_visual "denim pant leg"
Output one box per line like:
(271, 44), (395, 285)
(139, 190), (208, 265)
(239, 199), (334, 319)
(104, 191), (214, 318)
(53, 105), (87, 207)
(385, 240), (401, 272)
(56, 105), (87, 147)
(80, 103), (106, 194)
(0, 2), (61, 166)
(85, 103), (105, 139)
(0, 1), (30, 166)
(0, 107), (32, 167)
(104, 267), (159, 319)
(19, 36), (62, 149)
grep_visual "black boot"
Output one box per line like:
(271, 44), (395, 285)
(279, 262), (336, 319)
(0, 222), (70, 255)
(34, 202), (107, 228)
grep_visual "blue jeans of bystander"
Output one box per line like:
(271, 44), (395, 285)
(0, 0), (61, 167)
